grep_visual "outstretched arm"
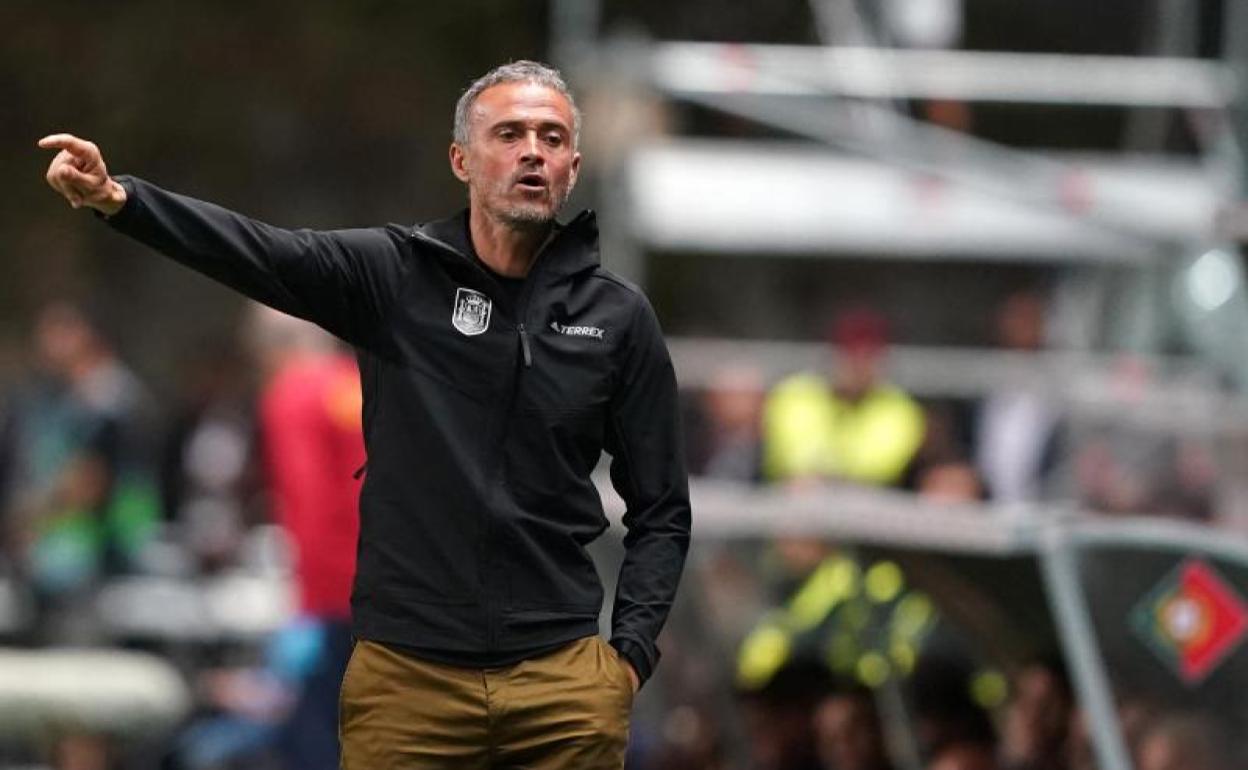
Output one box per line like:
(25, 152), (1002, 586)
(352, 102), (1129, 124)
(37, 134), (408, 350)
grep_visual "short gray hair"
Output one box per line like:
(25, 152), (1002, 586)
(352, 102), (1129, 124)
(453, 60), (581, 148)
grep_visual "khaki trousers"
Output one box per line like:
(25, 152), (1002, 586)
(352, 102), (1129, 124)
(339, 635), (634, 769)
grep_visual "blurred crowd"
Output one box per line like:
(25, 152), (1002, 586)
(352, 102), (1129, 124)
(661, 286), (1241, 770)
(636, 651), (1239, 770)
(0, 301), (362, 770)
(683, 288), (1222, 520)
(0, 285), (1240, 770)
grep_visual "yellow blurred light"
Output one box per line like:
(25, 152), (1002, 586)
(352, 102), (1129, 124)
(856, 651), (891, 688)
(865, 561), (904, 604)
(890, 641), (917, 674)
(970, 670), (1009, 709)
(737, 624), (791, 690)
(789, 558), (860, 631)
(893, 593), (935, 638)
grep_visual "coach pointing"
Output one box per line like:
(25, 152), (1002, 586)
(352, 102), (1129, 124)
(40, 61), (691, 769)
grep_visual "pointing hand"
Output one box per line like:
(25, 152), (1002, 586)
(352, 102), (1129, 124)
(38, 133), (127, 216)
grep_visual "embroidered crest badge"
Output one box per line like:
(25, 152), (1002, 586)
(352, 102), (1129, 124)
(452, 288), (492, 336)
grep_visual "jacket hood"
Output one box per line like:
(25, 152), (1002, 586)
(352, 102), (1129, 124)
(412, 208), (601, 278)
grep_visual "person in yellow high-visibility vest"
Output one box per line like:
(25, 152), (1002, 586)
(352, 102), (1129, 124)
(741, 309), (928, 695)
(763, 308), (924, 486)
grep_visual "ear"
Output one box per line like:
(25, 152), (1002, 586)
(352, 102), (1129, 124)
(449, 142), (471, 184)
(567, 150), (582, 192)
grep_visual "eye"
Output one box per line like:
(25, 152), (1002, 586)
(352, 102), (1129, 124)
(497, 128), (518, 141)
(544, 133), (564, 147)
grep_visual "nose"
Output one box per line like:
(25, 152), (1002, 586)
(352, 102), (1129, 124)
(520, 131), (544, 164)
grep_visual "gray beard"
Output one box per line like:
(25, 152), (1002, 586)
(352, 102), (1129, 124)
(497, 204), (556, 231)
(496, 186), (570, 231)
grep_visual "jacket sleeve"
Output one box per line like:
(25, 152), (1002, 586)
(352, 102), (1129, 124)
(604, 295), (692, 688)
(102, 175), (408, 350)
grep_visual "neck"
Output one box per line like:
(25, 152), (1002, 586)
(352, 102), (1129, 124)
(468, 205), (552, 278)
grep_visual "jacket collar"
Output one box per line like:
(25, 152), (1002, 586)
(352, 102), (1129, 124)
(412, 208), (600, 278)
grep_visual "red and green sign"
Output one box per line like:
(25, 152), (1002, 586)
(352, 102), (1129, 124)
(1132, 559), (1248, 685)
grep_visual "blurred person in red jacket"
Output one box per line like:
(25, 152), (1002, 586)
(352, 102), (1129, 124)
(249, 303), (363, 770)
(251, 304), (362, 621)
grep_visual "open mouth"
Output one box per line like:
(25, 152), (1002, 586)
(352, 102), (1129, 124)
(515, 173), (547, 191)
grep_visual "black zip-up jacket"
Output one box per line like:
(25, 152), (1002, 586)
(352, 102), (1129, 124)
(103, 175), (691, 685)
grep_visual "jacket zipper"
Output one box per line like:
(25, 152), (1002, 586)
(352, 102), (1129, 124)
(410, 226), (555, 651)
(518, 324), (532, 367)
(511, 226), (559, 369)
(487, 239), (556, 650)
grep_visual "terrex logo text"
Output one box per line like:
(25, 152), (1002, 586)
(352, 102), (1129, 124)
(550, 320), (605, 340)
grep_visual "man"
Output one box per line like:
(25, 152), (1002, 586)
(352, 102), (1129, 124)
(39, 60), (691, 768)
(744, 307), (925, 704)
(762, 307), (924, 487)
(4, 302), (158, 637)
(999, 660), (1072, 770)
(813, 687), (895, 770)
(973, 290), (1060, 503)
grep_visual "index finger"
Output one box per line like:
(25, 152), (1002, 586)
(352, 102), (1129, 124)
(37, 134), (93, 156)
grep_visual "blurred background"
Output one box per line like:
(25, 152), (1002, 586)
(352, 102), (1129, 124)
(5, 0), (1248, 768)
